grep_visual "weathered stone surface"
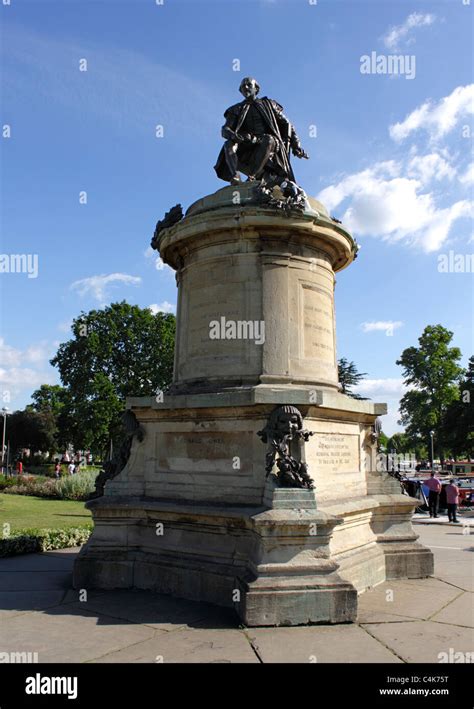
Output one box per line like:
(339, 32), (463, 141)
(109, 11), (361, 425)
(431, 592), (474, 628)
(65, 589), (238, 632)
(159, 185), (355, 394)
(247, 624), (402, 663)
(0, 607), (155, 663)
(74, 188), (433, 626)
(361, 621), (474, 664)
(357, 577), (462, 621)
(93, 628), (259, 663)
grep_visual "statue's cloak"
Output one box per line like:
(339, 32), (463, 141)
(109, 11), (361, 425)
(214, 97), (296, 183)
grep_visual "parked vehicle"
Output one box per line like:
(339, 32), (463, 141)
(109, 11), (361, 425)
(444, 461), (474, 476)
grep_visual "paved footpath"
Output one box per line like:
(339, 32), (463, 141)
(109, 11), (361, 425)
(0, 522), (472, 663)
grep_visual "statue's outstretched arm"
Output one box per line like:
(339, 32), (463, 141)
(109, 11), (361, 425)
(274, 108), (308, 160)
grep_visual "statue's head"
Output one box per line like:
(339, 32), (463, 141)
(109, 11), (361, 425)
(239, 77), (260, 100)
(269, 405), (303, 437)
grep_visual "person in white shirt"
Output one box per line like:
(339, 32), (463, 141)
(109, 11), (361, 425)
(68, 462), (75, 475)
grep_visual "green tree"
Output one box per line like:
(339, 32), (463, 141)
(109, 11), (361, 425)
(31, 384), (67, 419)
(377, 430), (388, 453)
(386, 432), (412, 454)
(50, 302), (176, 456)
(338, 357), (368, 399)
(7, 408), (57, 458)
(440, 355), (474, 459)
(396, 325), (463, 465)
(30, 384), (70, 451)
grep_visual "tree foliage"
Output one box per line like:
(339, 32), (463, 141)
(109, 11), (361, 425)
(50, 302), (176, 455)
(396, 325), (463, 462)
(338, 357), (368, 399)
(439, 356), (474, 459)
(6, 408), (57, 458)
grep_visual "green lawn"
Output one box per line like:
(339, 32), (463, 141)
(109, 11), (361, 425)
(0, 494), (92, 531)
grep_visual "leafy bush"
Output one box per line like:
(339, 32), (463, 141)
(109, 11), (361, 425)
(4, 478), (59, 499)
(55, 470), (98, 500)
(24, 464), (101, 478)
(3, 470), (98, 501)
(23, 463), (57, 477)
(0, 526), (92, 557)
(0, 475), (22, 491)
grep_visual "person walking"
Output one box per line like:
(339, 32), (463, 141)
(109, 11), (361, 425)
(54, 461), (61, 479)
(445, 479), (460, 523)
(68, 461), (75, 476)
(425, 472), (442, 518)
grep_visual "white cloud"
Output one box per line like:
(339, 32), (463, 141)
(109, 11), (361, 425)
(355, 377), (406, 397)
(0, 339), (21, 368)
(70, 273), (141, 303)
(361, 321), (403, 335)
(389, 84), (474, 142)
(0, 338), (51, 367)
(149, 301), (176, 315)
(382, 12), (436, 51)
(144, 246), (172, 274)
(407, 153), (455, 182)
(459, 163), (474, 186)
(0, 338), (58, 408)
(354, 377), (407, 436)
(317, 159), (472, 252)
(0, 367), (56, 389)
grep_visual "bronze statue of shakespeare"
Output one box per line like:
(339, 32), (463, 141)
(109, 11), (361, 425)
(214, 77), (308, 187)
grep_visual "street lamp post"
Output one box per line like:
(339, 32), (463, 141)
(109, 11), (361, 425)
(430, 430), (435, 472)
(1, 408), (10, 474)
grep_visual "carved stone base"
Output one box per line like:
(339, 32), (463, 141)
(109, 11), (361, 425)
(73, 185), (434, 625)
(74, 390), (434, 626)
(73, 496), (357, 626)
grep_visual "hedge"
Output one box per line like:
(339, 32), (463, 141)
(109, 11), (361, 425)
(0, 526), (93, 557)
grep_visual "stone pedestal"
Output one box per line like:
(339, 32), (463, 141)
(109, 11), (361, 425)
(74, 185), (433, 626)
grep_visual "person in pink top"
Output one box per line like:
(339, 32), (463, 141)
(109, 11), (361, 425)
(425, 472), (442, 518)
(445, 479), (460, 523)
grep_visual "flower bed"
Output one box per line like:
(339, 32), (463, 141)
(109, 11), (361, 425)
(2, 470), (98, 501)
(0, 526), (92, 557)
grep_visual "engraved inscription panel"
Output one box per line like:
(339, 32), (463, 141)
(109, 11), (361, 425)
(311, 433), (360, 474)
(156, 431), (252, 475)
(186, 283), (246, 360)
(303, 286), (334, 362)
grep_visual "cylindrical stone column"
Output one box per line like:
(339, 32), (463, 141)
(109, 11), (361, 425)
(157, 184), (357, 394)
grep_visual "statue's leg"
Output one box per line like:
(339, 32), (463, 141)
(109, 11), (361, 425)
(248, 135), (276, 180)
(223, 140), (241, 184)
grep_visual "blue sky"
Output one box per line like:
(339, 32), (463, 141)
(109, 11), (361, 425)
(0, 0), (472, 434)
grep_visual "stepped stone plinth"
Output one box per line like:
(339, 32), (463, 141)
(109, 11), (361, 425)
(74, 185), (433, 626)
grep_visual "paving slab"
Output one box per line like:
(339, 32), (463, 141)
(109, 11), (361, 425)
(93, 628), (258, 663)
(356, 609), (418, 624)
(0, 570), (73, 592)
(64, 589), (239, 632)
(431, 592), (474, 628)
(0, 521), (470, 663)
(0, 590), (68, 619)
(413, 518), (473, 527)
(0, 606), (156, 663)
(247, 625), (402, 663)
(433, 566), (474, 592)
(362, 621), (474, 663)
(0, 549), (77, 572)
(357, 577), (462, 621)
